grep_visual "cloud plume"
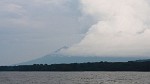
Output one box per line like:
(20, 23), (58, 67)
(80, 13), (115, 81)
(62, 0), (150, 57)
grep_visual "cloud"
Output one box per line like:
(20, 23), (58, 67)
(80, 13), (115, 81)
(61, 0), (150, 57)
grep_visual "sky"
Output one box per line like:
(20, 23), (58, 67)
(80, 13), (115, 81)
(0, 0), (94, 65)
(1, 0), (150, 65)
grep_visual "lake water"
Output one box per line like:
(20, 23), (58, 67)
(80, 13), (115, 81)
(0, 72), (150, 84)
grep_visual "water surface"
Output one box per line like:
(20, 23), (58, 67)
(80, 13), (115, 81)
(0, 72), (150, 84)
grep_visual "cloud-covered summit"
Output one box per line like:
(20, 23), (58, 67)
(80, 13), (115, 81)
(62, 0), (150, 57)
(1, 0), (150, 65)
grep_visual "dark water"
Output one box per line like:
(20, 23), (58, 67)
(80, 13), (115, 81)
(0, 72), (150, 84)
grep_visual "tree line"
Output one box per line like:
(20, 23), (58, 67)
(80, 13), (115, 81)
(0, 61), (150, 71)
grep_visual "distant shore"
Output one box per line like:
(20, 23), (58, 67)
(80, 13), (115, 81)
(0, 61), (150, 71)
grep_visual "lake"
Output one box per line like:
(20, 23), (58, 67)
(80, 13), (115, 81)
(0, 72), (150, 84)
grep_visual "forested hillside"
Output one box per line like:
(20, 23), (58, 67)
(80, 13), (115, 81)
(1, 61), (150, 71)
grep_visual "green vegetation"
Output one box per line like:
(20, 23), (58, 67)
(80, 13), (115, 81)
(0, 61), (150, 71)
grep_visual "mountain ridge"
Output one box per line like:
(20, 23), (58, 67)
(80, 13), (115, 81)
(18, 47), (150, 65)
(19, 53), (150, 65)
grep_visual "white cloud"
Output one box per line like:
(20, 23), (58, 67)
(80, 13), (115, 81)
(61, 0), (150, 57)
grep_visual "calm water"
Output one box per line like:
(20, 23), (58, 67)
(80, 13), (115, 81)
(0, 72), (150, 84)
